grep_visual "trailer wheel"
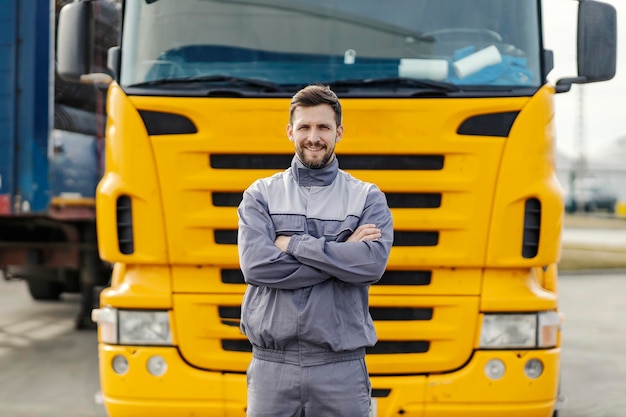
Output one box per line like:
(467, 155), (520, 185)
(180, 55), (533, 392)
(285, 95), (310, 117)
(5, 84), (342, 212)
(26, 277), (63, 301)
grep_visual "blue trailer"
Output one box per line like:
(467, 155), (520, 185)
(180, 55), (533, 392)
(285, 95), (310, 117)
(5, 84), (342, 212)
(0, 0), (118, 328)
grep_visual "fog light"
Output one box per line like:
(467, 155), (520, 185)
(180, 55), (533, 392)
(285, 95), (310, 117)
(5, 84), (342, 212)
(112, 355), (129, 375)
(147, 355), (168, 376)
(485, 359), (505, 380)
(524, 359), (544, 379)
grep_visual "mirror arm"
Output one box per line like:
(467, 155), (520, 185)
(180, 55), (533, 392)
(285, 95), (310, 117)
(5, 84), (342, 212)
(555, 76), (587, 93)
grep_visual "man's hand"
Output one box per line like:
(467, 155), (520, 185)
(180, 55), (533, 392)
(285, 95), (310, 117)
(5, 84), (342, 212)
(275, 235), (291, 252)
(275, 224), (380, 251)
(347, 224), (381, 242)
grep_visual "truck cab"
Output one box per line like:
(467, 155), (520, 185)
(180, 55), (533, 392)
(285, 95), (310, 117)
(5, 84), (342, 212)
(58, 0), (616, 415)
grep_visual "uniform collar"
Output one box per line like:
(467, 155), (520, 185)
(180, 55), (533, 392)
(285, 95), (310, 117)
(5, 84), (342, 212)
(291, 155), (339, 187)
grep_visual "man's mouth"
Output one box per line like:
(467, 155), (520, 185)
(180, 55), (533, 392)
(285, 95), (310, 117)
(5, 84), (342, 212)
(305, 145), (324, 153)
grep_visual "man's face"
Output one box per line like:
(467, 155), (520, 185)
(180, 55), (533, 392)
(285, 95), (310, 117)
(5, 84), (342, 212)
(287, 104), (343, 169)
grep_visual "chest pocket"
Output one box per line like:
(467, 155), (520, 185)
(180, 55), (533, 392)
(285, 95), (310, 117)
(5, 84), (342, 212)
(323, 216), (360, 242)
(271, 214), (306, 236)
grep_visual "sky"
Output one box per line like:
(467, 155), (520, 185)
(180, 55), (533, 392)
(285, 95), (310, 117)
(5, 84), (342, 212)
(542, 0), (625, 159)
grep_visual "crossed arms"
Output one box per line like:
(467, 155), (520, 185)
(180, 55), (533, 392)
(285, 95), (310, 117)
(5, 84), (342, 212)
(237, 186), (393, 290)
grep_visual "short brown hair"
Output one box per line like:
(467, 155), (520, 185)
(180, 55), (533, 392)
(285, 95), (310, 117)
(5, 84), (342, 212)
(289, 85), (342, 127)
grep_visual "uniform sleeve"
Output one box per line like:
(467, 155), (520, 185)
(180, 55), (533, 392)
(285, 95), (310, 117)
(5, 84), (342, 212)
(285, 185), (393, 286)
(237, 182), (331, 290)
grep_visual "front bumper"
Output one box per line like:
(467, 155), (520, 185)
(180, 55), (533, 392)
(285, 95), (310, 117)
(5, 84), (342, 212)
(372, 349), (559, 417)
(99, 345), (559, 417)
(98, 345), (247, 417)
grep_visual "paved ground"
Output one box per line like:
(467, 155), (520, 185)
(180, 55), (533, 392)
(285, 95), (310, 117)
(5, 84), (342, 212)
(0, 277), (105, 417)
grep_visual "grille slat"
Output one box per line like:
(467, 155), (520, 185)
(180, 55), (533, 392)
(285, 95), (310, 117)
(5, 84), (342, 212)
(393, 231), (439, 246)
(210, 154), (444, 170)
(220, 339), (430, 354)
(211, 192), (441, 209)
(221, 269), (246, 284)
(370, 307), (433, 321)
(215, 230), (439, 247)
(385, 193), (441, 208)
(219, 306), (432, 321)
(367, 341), (430, 354)
(376, 270), (431, 286)
(222, 269), (432, 286)
(222, 340), (252, 352)
(213, 192), (244, 207)
(372, 389), (391, 398)
(215, 230), (238, 244)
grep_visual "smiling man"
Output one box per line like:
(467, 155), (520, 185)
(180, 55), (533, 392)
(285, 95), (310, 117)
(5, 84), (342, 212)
(237, 84), (394, 417)
(288, 88), (343, 169)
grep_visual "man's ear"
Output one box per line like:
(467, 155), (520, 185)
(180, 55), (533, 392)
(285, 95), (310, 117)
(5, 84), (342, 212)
(286, 124), (294, 142)
(336, 125), (344, 143)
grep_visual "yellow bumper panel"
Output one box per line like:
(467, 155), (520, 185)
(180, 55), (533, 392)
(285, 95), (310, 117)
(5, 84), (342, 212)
(99, 345), (247, 417)
(100, 345), (558, 417)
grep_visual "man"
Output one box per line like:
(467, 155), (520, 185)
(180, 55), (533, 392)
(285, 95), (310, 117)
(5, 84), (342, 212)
(237, 84), (393, 417)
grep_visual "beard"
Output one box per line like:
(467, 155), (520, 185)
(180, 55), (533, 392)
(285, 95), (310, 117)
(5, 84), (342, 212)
(296, 143), (335, 169)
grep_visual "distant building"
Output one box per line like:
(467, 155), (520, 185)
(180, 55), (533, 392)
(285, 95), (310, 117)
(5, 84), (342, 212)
(557, 137), (626, 214)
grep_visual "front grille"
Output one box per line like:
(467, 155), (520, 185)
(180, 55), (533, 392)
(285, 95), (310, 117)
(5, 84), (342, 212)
(220, 306), (432, 354)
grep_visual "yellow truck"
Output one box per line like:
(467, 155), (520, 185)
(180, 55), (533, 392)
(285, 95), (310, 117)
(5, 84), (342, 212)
(57, 1), (616, 416)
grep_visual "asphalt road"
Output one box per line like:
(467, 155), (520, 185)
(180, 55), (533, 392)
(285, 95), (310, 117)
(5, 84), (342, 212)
(0, 270), (625, 417)
(557, 270), (626, 417)
(0, 276), (106, 417)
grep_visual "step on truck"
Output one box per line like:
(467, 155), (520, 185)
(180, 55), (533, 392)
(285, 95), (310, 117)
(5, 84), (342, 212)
(57, 0), (616, 415)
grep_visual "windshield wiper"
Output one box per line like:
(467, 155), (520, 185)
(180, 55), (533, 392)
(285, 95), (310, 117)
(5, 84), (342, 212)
(327, 77), (460, 93)
(128, 75), (285, 92)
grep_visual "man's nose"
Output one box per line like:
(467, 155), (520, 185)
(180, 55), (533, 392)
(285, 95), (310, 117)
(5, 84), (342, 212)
(310, 127), (324, 138)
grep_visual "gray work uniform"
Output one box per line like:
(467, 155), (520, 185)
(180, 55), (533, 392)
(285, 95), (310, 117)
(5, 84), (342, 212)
(237, 156), (393, 417)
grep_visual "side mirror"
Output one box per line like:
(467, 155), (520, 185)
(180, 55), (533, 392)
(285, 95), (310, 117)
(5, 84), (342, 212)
(577, 0), (617, 82)
(556, 0), (617, 93)
(57, 1), (113, 85)
(57, 1), (95, 82)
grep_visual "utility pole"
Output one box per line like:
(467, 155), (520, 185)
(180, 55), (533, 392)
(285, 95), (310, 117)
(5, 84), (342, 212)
(572, 84), (586, 212)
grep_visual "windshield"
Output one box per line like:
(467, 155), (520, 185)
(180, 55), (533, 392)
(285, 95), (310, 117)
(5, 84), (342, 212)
(120, 0), (542, 93)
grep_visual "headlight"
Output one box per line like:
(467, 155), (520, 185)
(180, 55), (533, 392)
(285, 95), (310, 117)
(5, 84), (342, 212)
(92, 308), (173, 346)
(479, 311), (559, 349)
